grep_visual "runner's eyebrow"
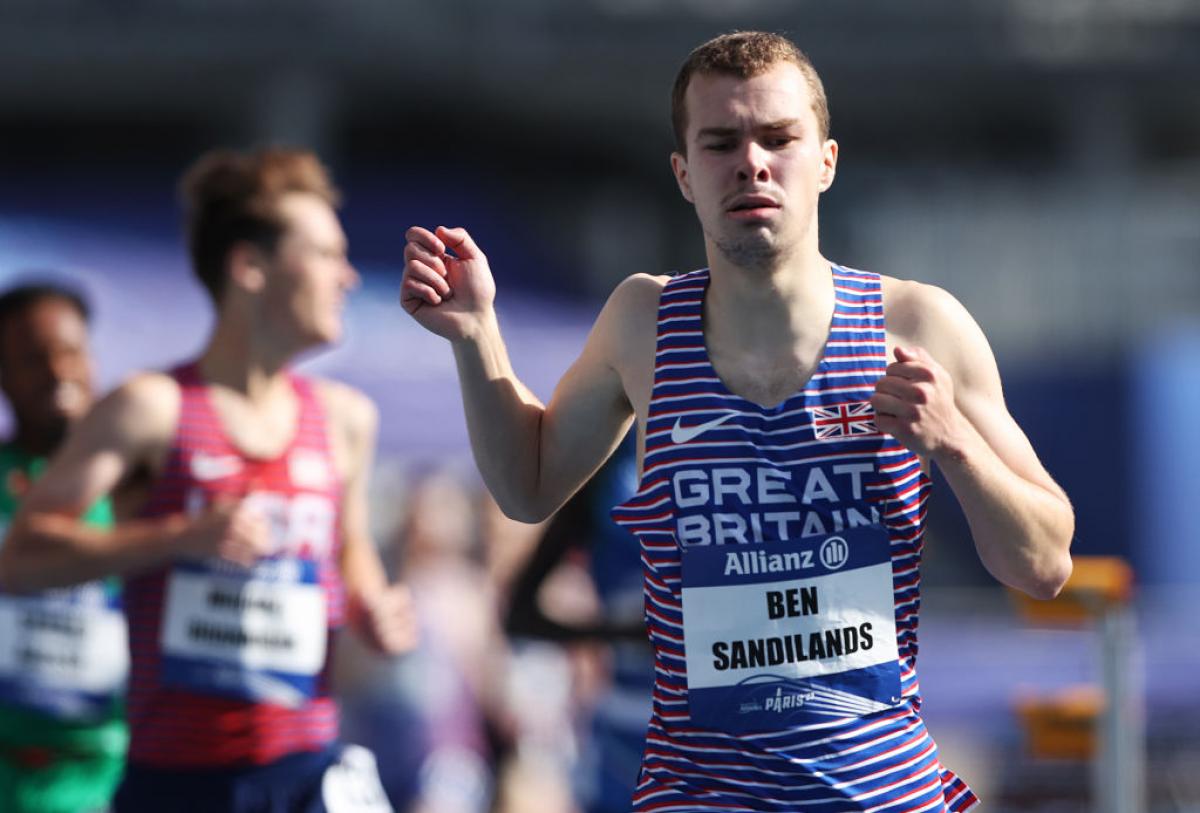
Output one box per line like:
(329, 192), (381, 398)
(696, 120), (802, 139)
(696, 127), (738, 139)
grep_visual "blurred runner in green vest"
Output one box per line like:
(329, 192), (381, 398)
(0, 280), (128, 813)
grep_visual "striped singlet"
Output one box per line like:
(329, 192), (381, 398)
(612, 268), (979, 812)
(125, 363), (346, 768)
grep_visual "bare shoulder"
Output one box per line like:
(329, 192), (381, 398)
(882, 275), (987, 349)
(594, 273), (669, 411)
(880, 276), (977, 342)
(607, 273), (668, 320)
(880, 274), (999, 392)
(311, 378), (379, 444)
(612, 272), (670, 299)
(25, 371), (180, 509)
(97, 371), (181, 444)
(598, 274), (668, 351)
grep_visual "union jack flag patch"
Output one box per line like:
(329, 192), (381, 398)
(810, 401), (879, 441)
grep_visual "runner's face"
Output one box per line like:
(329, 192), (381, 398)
(671, 62), (837, 270)
(0, 297), (94, 433)
(260, 193), (358, 347)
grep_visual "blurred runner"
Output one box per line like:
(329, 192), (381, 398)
(0, 148), (415, 812)
(0, 280), (127, 813)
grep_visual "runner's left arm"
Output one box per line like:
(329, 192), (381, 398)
(321, 382), (417, 655)
(873, 282), (1074, 599)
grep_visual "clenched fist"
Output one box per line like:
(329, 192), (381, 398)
(870, 345), (968, 460)
(176, 499), (273, 567)
(353, 583), (419, 656)
(401, 226), (497, 342)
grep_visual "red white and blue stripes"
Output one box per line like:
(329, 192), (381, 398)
(612, 267), (978, 811)
(126, 363), (344, 768)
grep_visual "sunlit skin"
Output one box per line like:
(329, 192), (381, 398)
(0, 183), (416, 656)
(398, 55), (1073, 600)
(0, 297), (95, 457)
(670, 62), (837, 276)
(247, 192), (359, 356)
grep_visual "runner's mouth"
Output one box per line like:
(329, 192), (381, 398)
(726, 196), (781, 213)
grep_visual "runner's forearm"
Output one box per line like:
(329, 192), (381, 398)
(341, 534), (388, 610)
(934, 424), (1074, 599)
(451, 313), (553, 521)
(0, 512), (189, 591)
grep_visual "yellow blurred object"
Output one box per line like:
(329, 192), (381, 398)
(1009, 556), (1145, 812)
(1015, 685), (1105, 760)
(1012, 556), (1134, 626)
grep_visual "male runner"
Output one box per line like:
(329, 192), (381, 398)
(0, 148), (412, 812)
(399, 31), (1074, 812)
(0, 281), (127, 813)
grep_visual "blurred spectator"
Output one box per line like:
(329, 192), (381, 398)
(345, 468), (602, 813)
(506, 434), (653, 813)
(341, 470), (505, 813)
(481, 493), (585, 813)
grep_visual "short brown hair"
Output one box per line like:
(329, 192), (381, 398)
(180, 147), (341, 303)
(671, 31), (830, 154)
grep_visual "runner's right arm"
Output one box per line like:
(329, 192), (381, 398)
(401, 226), (660, 522)
(0, 373), (269, 592)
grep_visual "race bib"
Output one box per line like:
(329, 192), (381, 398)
(0, 582), (128, 719)
(680, 525), (902, 733)
(160, 557), (327, 707)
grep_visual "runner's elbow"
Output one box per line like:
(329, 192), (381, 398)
(496, 470), (577, 523)
(1021, 553), (1073, 601)
(1039, 554), (1074, 600)
(495, 494), (554, 525)
(486, 469), (561, 523)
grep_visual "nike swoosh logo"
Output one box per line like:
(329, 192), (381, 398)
(190, 452), (243, 481)
(670, 411), (740, 444)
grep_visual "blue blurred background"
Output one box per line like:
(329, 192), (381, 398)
(1, 3), (1198, 811)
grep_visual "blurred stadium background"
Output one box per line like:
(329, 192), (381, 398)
(1, 2), (1198, 811)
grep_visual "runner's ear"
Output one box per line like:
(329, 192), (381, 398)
(671, 152), (695, 203)
(227, 242), (269, 296)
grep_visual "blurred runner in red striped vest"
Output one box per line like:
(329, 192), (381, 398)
(0, 147), (415, 812)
